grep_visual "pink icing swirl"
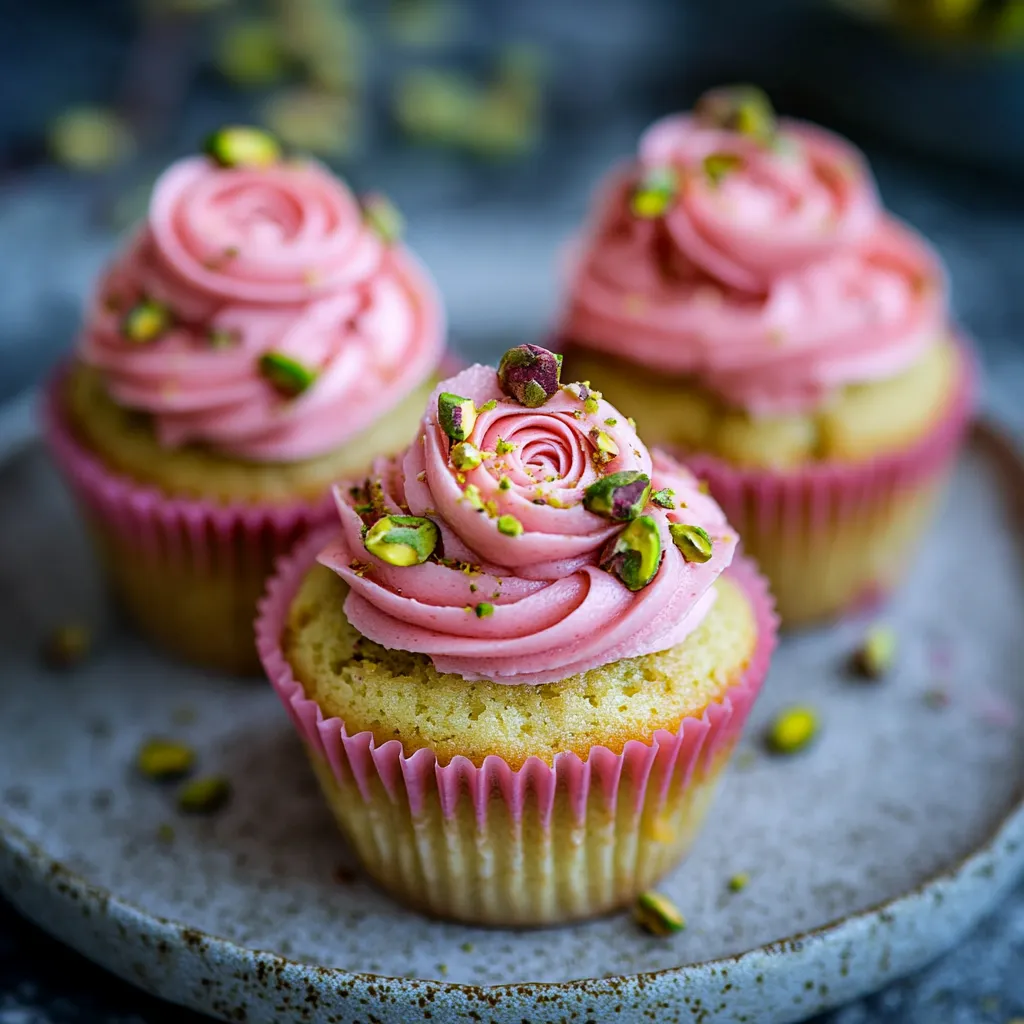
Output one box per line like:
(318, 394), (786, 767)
(79, 155), (443, 461)
(561, 114), (949, 414)
(318, 364), (737, 685)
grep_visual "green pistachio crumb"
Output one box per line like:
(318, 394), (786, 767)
(852, 625), (896, 679)
(437, 392), (478, 441)
(728, 872), (750, 893)
(460, 941), (474, 954)
(651, 488), (675, 509)
(463, 484), (485, 511)
(122, 299), (172, 344)
(497, 514), (523, 537)
(766, 706), (818, 755)
(627, 417), (636, 428)
(604, 417), (618, 426)
(475, 602), (495, 618)
(479, 399), (498, 412)
(364, 515), (439, 566)
(584, 396), (599, 415)
(259, 351), (318, 397)
(177, 776), (232, 815)
(669, 523), (713, 563)
(204, 125), (281, 168)
(629, 167), (678, 220)
(634, 891), (685, 936)
(362, 192), (404, 244)
(498, 476), (512, 491)
(137, 738), (196, 782)
(495, 437), (516, 455)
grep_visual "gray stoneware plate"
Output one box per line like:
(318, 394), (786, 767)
(1, 422), (1023, 1024)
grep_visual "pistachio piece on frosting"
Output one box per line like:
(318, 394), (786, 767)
(203, 125), (282, 168)
(364, 515), (439, 566)
(694, 84), (776, 144)
(361, 192), (404, 244)
(497, 514), (523, 537)
(121, 299), (171, 344)
(651, 488), (675, 509)
(600, 515), (662, 591)
(450, 441), (483, 471)
(629, 166), (678, 219)
(259, 351), (318, 397)
(437, 392), (477, 441)
(497, 344), (563, 408)
(583, 470), (651, 522)
(670, 523), (713, 563)
(702, 152), (744, 186)
(589, 427), (619, 465)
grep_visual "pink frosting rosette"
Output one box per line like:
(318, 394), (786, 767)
(561, 88), (950, 414)
(317, 347), (738, 685)
(79, 134), (443, 461)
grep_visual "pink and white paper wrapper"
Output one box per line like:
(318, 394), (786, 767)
(42, 371), (336, 674)
(256, 528), (777, 925)
(681, 339), (976, 626)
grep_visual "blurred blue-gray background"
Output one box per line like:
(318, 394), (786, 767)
(1, 0), (1023, 1021)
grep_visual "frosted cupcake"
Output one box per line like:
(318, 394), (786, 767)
(44, 128), (444, 673)
(558, 87), (973, 626)
(257, 344), (776, 925)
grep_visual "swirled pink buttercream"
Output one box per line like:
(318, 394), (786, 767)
(318, 363), (737, 685)
(561, 113), (949, 414)
(79, 155), (443, 461)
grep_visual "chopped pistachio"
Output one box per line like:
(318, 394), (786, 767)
(204, 125), (281, 168)
(479, 399), (498, 412)
(121, 299), (171, 344)
(584, 396), (600, 415)
(177, 776), (232, 815)
(633, 891), (685, 936)
(474, 602), (495, 618)
(604, 417), (618, 426)
(600, 515), (662, 591)
(629, 166), (678, 219)
(259, 351), (318, 397)
(364, 515), (438, 566)
(728, 872), (750, 893)
(852, 625), (896, 680)
(137, 738), (196, 782)
(437, 392), (477, 441)
(497, 514), (523, 537)
(450, 441), (483, 471)
(495, 437), (516, 455)
(497, 344), (563, 407)
(362, 192), (404, 244)
(497, 475), (512, 491)
(651, 488), (675, 509)
(766, 706), (818, 755)
(583, 471), (651, 521)
(702, 151), (744, 186)
(589, 428), (619, 464)
(42, 623), (91, 670)
(207, 327), (239, 349)
(463, 484), (485, 511)
(694, 84), (777, 145)
(216, 18), (285, 87)
(460, 941), (474, 954)
(670, 523), (714, 563)
(48, 106), (133, 172)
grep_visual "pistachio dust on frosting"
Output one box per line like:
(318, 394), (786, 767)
(318, 346), (737, 686)
(561, 86), (949, 416)
(80, 128), (443, 462)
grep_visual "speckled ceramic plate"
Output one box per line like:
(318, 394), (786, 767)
(1, 424), (1023, 1024)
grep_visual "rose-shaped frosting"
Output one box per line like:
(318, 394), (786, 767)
(561, 105), (949, 414)
(318, 361), (737, 685)
(79, 150), (443, 461)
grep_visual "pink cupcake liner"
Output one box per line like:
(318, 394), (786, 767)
(255, 528), (777, 829)
(42, 368), (337, 580)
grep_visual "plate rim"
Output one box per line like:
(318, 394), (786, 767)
(2, 419), (1024, 1023)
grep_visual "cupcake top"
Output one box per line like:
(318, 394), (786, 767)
(80, 127), (443, 461)
(317, 344), (737, 685)
(561, 86), (949, 415)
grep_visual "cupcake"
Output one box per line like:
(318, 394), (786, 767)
(257, 344), (776, 926)
(557, 86), (974, 626)
(44, 128), (444, 673)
